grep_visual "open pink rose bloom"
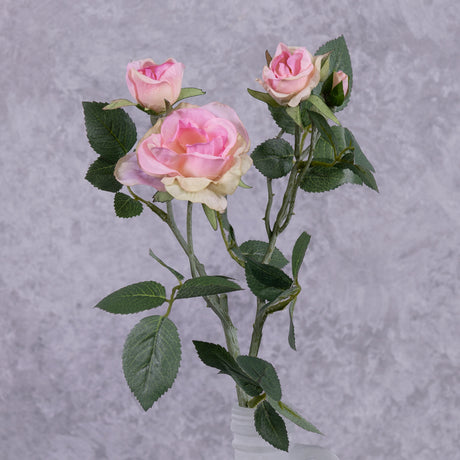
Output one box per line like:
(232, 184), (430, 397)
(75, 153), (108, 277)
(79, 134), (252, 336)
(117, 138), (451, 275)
(126, 58), (185, 113)
(260, 43), (324, 107)
(115, 103), (252, 212)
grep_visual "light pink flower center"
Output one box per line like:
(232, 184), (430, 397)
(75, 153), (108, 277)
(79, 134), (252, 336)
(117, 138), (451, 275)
(139, 62), (173, 80)
(163, 116), (232, 159)
(271, 49), (312, 78)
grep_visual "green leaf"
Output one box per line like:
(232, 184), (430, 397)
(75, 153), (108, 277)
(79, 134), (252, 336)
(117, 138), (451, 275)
(193, 341), (263, 397)
(319, 53), (331, 81)
(254, 401), (289, 452)
(338, 162), (378, 192)
(285, 105), (302, 127)
(300, 165), (362, 193)
(312, 125), (347, 163)
(82, 101), (137, 162)
(267, 398), (322, 435)
(114, 192), (143, 218)
(260, 285), (301, 317)
(123, 315), (181, 411)
(149, 249), (184, 281)
(239, 240), (288, 269)
(153, 191), (174, 202)
(103, 99), (137, 110)
(288, 298), (297, 351)
(247, 88), (279, 107)
(344, 129), (375, 172)
(175, 276), (242, 299)
(306, 95), (340, 125)
(245, 258), (293, 301)
(202, 204), (218, 231)
(315, 35), (353, 111)
(85, 158), (122, 193)
(175, 87), (206, 103)
(236, 356), (282, 401)
(95, 281), (167, 314)
(308, 111), (336, 149)
(268, 106), (297, 135)
(292, 232), (311, 280)
(251, 138), (294, 179)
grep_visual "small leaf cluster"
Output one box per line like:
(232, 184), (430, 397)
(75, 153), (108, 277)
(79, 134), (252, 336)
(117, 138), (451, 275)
(94, 264), (243, 412)
(193, 340), (321, 451)
(248, 35), (378, 195)
(82, 87), (207, 219)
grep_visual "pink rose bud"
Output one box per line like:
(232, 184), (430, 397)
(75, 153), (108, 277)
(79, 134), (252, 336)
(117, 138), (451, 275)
(115, 103), (252, 212)
(332, 71), (349, 96)
(259, 43), (326, 107)
(323, 71), (349, 107)
(126, 58), (185, 113)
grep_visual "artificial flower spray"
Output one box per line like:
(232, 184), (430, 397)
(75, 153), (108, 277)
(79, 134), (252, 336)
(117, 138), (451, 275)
(82, 36), (377, 454)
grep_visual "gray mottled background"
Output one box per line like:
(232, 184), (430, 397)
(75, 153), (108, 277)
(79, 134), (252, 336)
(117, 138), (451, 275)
(1, 0), (459, 459)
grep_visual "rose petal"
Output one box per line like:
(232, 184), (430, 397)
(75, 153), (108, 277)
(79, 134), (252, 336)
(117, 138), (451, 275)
(114, 152), (165, 190)
(202, 102), (250, 147)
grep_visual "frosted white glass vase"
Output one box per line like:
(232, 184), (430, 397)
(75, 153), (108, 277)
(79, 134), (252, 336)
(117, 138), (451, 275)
(231, 406), (340, 460)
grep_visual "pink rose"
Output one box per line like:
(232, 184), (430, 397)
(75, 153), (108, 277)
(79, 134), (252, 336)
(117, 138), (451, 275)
(259, 43), (324, 107)
(115, 102), (252, 212)
(126, 58), (185, 113)
(332, 71), (349, 96)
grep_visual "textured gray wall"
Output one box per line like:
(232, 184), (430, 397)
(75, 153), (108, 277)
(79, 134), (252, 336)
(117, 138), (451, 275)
(2, 0), (459, 459)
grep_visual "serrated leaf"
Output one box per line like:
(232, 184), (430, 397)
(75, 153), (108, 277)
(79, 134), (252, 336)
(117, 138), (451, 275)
(95, 281), (167, 314)
(288, 298), (297, 351)
(338, 162), (378, 192)
(175, 276), (242, 299)
(300, 165), (362, 193)
(85, 158), (122, 192)
(193, 341), (263, 397)
(306, 95), (340, 125)
(268, 105), (297, 134)
(292, 232), (311, 280)
(82, 101), (137, 162)
(315, 35), (353, 111)
(103, 99), (137, 110)
(260, 285), (301, 317)
(245, 258), (293, 301)
(285, 105), (302, 127)
(239, 240), (288, 269)
(149, 249), (184, 281)
(247, 88), (279, 107)
(251, 138), (294, 179)
(236, 356), (282, 401)
(344, 129), (375, 172)
(254, 401), (289, 452)
(176, 87), (206, 103)
(312, 126), (347, 163)
(123, 316), (181, 411)
(202, 203), (218, 231)
(267, 398), (322, 435)
(114, 192), (143, 218)
(308, 111), (336, 149)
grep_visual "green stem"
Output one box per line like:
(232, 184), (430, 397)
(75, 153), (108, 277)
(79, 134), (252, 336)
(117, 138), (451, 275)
(263, 178), (274, 238)
(164, 201), (248, 406)
(248, 392), (266, 408)
(127, 187), (167, 221)
(186, 202), (199, 277)
(248, 125), (312, 357)
(217, 213), (245, 267)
